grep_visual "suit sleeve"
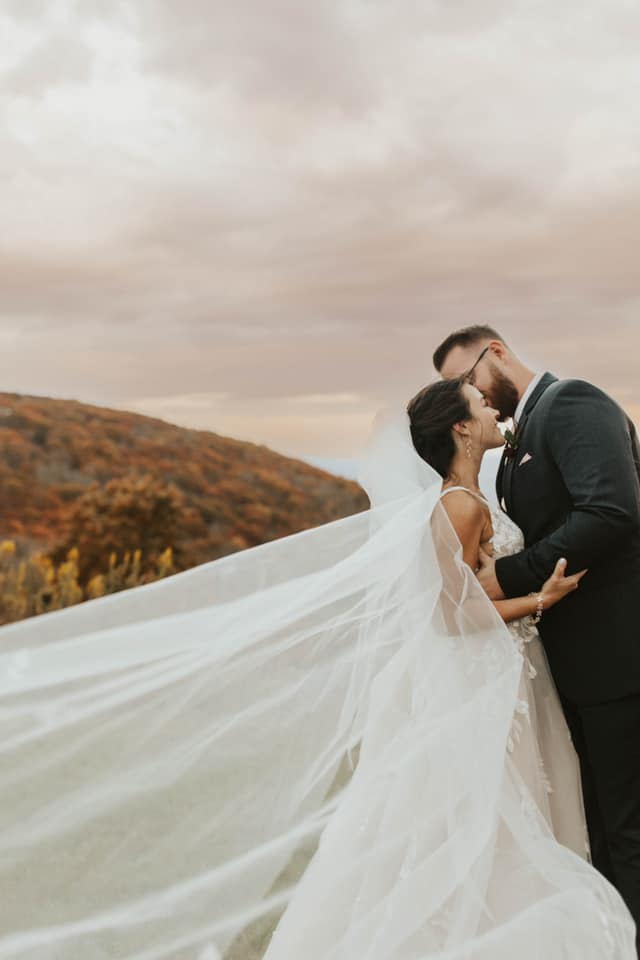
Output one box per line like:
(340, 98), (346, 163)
(495, 380), (640, 598)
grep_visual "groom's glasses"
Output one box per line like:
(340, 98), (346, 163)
(463, 346), (490, 385)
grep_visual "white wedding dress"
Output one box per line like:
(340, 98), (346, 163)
(0, 410), (635, 959)
(261, 490), (604, 960)
(440, 486), (589, 860)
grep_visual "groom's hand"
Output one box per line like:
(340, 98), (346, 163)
(476, 548), (506, 600)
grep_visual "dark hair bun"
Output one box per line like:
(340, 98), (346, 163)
(407, 378), (471, 478)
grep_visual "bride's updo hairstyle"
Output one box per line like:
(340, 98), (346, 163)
(407, 378), (470, 479)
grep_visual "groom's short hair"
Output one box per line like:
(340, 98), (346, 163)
(433, 325), (507, 372)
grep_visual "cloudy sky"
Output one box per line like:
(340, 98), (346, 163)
(2, 0), (640, 465)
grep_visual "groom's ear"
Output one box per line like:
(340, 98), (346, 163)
(488, 340), (508, 363)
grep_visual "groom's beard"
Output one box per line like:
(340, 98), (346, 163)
(487, 369), (520, 421)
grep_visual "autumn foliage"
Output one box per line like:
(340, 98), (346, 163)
(49, 473), (188, 584)
(0, 539), (175, 626)
(0, 392), (369, 624)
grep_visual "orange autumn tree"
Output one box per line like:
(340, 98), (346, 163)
(50, 473), (188, 585)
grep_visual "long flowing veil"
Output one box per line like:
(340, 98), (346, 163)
(0, 409), (635, 959)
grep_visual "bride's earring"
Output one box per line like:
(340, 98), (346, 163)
(465, 436), (473, 459)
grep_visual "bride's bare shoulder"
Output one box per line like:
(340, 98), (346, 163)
(439, 490), (486, 531)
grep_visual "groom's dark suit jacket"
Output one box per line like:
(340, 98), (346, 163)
(495, 373), (640, 705)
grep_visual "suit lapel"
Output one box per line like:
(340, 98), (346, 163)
(501, 372), (558, 515)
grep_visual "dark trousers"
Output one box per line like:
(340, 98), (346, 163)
(561, 692), (640, 955)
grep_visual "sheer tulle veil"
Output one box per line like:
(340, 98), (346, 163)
(0, 408), (635, 958)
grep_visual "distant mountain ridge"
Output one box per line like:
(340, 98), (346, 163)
(0, 392), (369, 573)
(302, 456), (360, 481)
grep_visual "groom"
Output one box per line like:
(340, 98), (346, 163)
(434, 325), (640, 949)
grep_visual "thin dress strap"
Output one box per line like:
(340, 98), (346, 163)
(440, 486), (491, 509)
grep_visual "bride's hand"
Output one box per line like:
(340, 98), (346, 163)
(541, 558), (587, 608)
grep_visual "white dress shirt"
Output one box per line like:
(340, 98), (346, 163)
(514, 372), (544, 427)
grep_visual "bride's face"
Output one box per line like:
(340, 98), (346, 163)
(461, 383), (504, 451)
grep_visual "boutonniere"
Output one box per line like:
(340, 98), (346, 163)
(503, 427), (520, 460)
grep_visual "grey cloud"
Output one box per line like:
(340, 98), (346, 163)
(2, 30), (93, 96)
(136, 0), (378, 112)
(2, 0), (640, 455)
(2, 0), (48, 20)
(3, 170), (640, 337)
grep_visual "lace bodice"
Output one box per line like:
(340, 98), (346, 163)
(490, 502), (524, 561)
(489, 505), (540, 675)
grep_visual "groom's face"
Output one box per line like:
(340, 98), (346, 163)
(439, 344), (519, 421)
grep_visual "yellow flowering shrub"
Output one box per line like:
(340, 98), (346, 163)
(0, 541), (175, 626)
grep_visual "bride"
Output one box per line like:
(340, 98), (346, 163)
(407, 376), (589, 858)
(0, 379), (635, 959)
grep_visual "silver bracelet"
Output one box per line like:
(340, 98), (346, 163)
(528, 592), (544, 625)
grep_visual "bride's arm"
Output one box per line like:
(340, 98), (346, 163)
(493, 595), (545, 624)
(441, 495), (585, 624)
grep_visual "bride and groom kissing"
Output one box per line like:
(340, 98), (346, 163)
(411, 325), (640, 951)
(2, 324), (640, 959)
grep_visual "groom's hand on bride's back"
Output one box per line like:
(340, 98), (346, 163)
(476, 551), (587, 608)
(540, 558), (588, 609)
(476, 548), (506, 600)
